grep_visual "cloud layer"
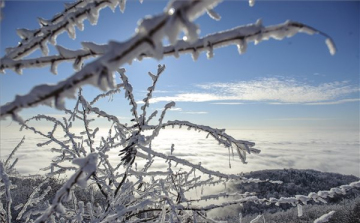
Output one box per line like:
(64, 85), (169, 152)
(4, 128), (359, 177)
(151, 78), (359, 104)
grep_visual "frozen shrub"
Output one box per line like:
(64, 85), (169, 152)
(0, 0), (357, 222)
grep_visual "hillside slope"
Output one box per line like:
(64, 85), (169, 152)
(214, 169), (360, 222)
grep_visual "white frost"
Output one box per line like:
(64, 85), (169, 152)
(325, 38), (336, 55)
(16, 29), (35, 40)
(81, 42), (108, 54)
(249, 215), (263, 223)
(119, 0), (127, 13)
(249, 0), (255, 7)
(206, 9), (221, 21)
(297, 204), (303, 217)
(314, 211), (336, 223)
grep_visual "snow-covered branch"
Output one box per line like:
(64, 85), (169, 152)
(15, 178), (51, 221)
(90, 83), (123, 105)
(118, 68), (140, 126)
(0, 0), (350, 222)
(34, 153), (98, 223)
(0, 0), (222, 122)
(4, 136), (24, 172)
(3, 0), (121, 60)
(138, 144), (271, 183)
(144, 120), (259, 164)
(0, 162), (12, 223)
(149, 180), (359, 215)
(267, 180), (360, 206)
(0, 20), (335, 74)
(20, 114), (82, 158)
(140, 64), (165, 126)
(314, 211), (336, 223)
(157, 19), (336, 60)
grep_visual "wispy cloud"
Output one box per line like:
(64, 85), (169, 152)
(156, 107), (207, 114)
(169, 107), (183, 111)
(181, 111), (208, 114)
(267, 118), (329, 121)
(268, 98), (360, 105)
(313, 73), (326, 77)
(304, 98), (360, 105)
(211, 102), (244, 105)
(150, 93), (233, 103)
(149, 78), (359, 105)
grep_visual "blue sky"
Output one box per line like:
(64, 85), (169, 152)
(0, 0), (359, 130)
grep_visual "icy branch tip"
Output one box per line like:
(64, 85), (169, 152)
(165, 101), (176, 109)
(314, 211), (336, 223)
(249, 0), (255, 7)
(325, 38), (336, 56)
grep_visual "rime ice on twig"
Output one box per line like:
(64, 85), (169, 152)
(0, 20), (336, 73)
(15, 179), (51, 221)
(1, 8), (336, 122)
(0, 0), (348, 221)
(1, 0), (223, 121)
(34, 153), (98, 223)
(0, 162), (12, 223)
(313, 211), (336, 223)
(249, 215), (263, 223)
(144, 120), (259, 164)
(249, 0), (256, 7)
(4, 65), (359, 222)
(3, 0), (122, 60)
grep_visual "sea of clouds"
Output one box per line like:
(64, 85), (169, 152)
(0, 127), (358, 177)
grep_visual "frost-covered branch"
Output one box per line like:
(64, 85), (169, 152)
(90, 83), (123, 105)
(118, 68), (140, 126)
(156, 180), (359, 214)
(267, 180), (360, 206)
(0, 162), (12, 223)
(314, 211), (336, 223)
(79, 90), (97, 153)
(0, 0), (347, 221)
(0, 0), (222, 122)
(140, 64), (165, 126)
(157, 19), (336, 60)
(144, 120), (259, 164)
(3, 63), (356, 222)
(186, 191), (256, 203)
(7, 0), (145, 60)
(0, 20), (335, 74)
(138, 144), (271, 183)
(34, 153), (98, 223)
(4, 136), (24, 172)
(217, 180), (360, 218)
(20, 114), (82, 158)
(3, 0), (121, 60)
(15, 178), (51, 221)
